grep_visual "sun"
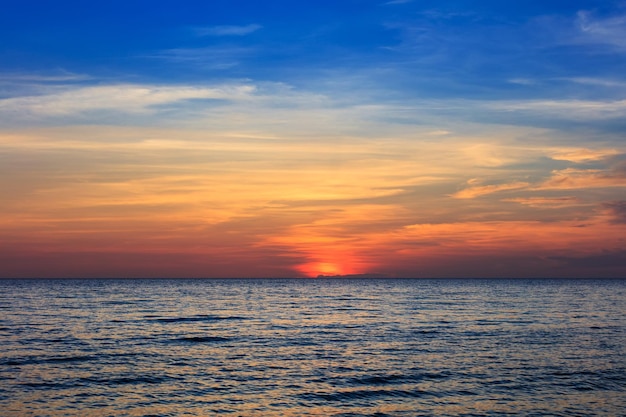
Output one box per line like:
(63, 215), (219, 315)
(316, 262), (343, 276)
(292, 246), (371, 277)
(297, 259), (357, 278)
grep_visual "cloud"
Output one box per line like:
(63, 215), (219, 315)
(194, 24), (262, 37)
(143, 45), (253, 69)
(560, 77), (626, 88)
(0, 72), (91, 82)
(461, 142), (528, 168)
(549, 148), (621, 163)
(0, 84), (256, 116)
(452, 181), (529, 199)
(383, 0), (413, 5)
(452, 150), (626, 200)
(508, 78), (537, 86)
(504, 197), (581, 208)
(489, 99), (626, 121)
(538, 167), (626, 190)
(577, 10), (626, 50)
(550, 250), (626, 268)
(0, 78), (462, 135)
(603, 200), (626, 224)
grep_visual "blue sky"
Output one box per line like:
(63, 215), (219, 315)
(3, 0), (624, 97)
(2, 0), (625, 131)
(1, 1), (625, 277)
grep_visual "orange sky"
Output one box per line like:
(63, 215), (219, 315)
(1, 111), (625, 277)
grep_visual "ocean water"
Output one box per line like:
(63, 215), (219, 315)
(0, 278), (624, 417)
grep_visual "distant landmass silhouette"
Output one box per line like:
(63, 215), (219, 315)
(315, 273), (390, 279)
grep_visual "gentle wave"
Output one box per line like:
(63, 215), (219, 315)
(2, 355), (96, 366)
(152, 315), (247, 323)
(300, 388), (433, 402)
(348, 372), (449, 386)
(174, 336), (233, 343)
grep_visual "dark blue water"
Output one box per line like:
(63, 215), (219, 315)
(0, 278), (624, 416)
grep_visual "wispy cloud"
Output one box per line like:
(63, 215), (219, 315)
(560, 77), (626, 88)
(577, 10), (626, 50)
(549, 148), (620, 163)
(383, 0), (413, 5)
(0, 72), (91, 82)
(452, 181), (530, 199)
(144, 46), (253, 69)
(504, 196), (581, 208)
(538, 167), (626, 190)
(0, 84), (256, 116)
(453, 157), (626, 200)
(489, 99), (626, 120)
(508, 78), (537, 86)
(550, 249), (626, 268)
(603, 201), (626, 224)
(193, 24), (262, 37)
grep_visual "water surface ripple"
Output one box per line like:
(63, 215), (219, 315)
(0, 278), (624, 416)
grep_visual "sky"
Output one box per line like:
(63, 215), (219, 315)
(1, 0), (625, 278)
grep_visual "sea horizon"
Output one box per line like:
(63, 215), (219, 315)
(2, 276), (625, 280)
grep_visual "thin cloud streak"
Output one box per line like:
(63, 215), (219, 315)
(576, 10), (626, 50)
(452, 181), (530, 199)
(504, 197), (581, 208)
(193, 24), (262, 37)
(0, 84), (257, 116)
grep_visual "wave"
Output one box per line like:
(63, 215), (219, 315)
(175, 336), (232, 343)
(82, 375), (181, 385)
(336, 371), (451, 388)
(2, 355), (95, 366)
(152, 315), (246, 323)
(2, 352), (150, 368)
(21, 374), (182, 390)
(299, 387), (430, 402)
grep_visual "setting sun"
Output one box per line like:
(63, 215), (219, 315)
(298, 262), (347, 278)
(297, 258), (363, 277)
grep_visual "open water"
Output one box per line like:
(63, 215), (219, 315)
(0, 278), (624, 416)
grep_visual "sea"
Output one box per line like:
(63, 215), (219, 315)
(0, 278), (624, 417)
